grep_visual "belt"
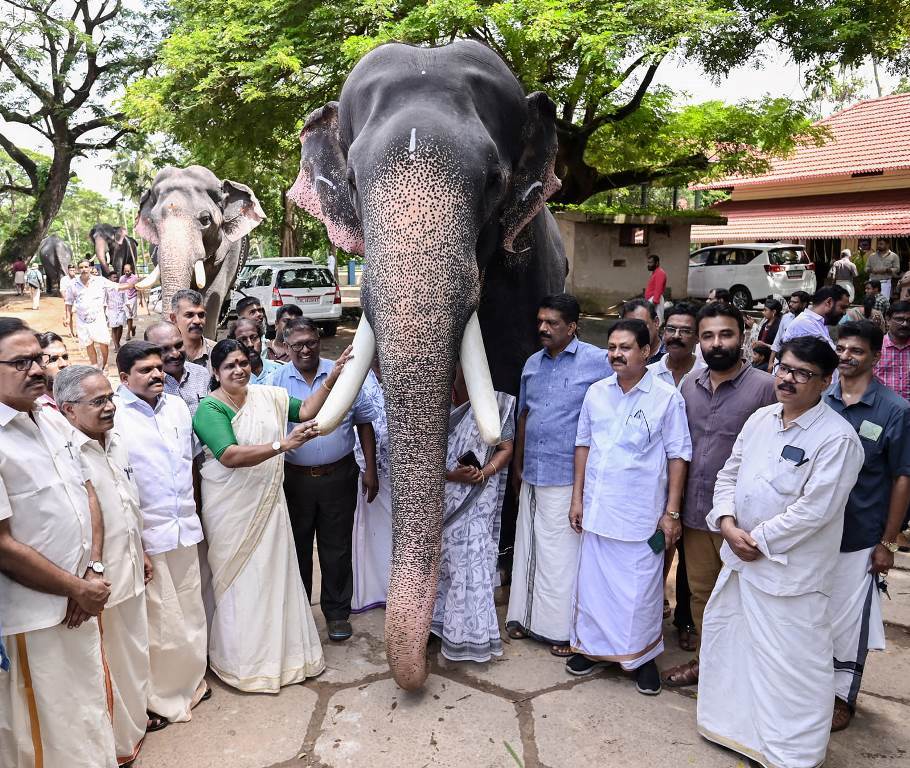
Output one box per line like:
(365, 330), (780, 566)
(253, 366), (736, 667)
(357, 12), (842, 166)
(285, 453), (352, 477)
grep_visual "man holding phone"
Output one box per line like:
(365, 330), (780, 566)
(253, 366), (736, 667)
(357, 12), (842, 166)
(697, 336), (864, 768)
(565, 319), (691, 695)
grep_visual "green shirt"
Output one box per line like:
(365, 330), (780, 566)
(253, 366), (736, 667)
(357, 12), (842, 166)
(193, 395), (303, 459)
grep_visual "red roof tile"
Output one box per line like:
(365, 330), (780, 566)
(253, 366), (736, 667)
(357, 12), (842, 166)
(697, 93), (910, 190)
(691, 188), (910, 241)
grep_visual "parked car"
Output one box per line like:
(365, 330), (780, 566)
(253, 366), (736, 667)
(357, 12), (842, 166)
(227, 258), (341, 336)
(688, 243), (817, 309)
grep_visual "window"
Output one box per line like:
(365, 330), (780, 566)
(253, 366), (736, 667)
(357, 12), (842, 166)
(619, 225), (648, 247)
(255, 268), (273, 287)
(768, 248), (809, 266)
(277, 268), (335, 289)
(689, 249), (710, 266)
(734, 249), (760, 266)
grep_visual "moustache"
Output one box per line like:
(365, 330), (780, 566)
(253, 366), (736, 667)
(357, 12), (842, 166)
(539, 332), (551, 339)
(666, 339), (685, 348)
(610, 358), (627, 366)
(148, 377), (164, 387)
(777, 382), (796, 393)
(188, 324), (204, 333)
(838, 358), (860, 367)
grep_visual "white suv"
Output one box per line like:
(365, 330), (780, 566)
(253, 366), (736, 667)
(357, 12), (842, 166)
(228, 258), (342, 336)
(688, 243), (817, 309)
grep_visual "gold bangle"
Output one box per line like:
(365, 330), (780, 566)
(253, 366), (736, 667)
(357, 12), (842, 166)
(322, 380), (333, 392)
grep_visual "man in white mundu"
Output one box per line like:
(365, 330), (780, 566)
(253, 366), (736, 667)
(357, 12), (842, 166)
(698, 336), (864, 768)
(114, 340), (209, 725)
(57, 365), (152, 763)
(0, 318), (116, 768)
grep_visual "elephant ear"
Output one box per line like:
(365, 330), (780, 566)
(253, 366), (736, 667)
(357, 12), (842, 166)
(221, 180), (267, 242)
(500, 92), (562, 254)
(136, 187), (159, 245)
(288, 101), (364, 256)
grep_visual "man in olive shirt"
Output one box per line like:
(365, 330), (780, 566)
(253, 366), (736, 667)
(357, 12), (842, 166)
(662, 302), (776, 687)
(867, 238), (900, 300)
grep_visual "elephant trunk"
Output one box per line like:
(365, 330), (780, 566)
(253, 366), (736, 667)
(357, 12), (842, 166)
(156, 216), (206, 317)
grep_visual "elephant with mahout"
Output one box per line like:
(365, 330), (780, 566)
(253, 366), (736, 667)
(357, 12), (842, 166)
(89, 222), (139, 277)
(135, 165), (266, 339)
(37, 234), (72, 295)
(292, 39), (567, 690)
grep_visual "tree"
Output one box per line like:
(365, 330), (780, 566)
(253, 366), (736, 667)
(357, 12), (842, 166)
(0, 0), (163, 264)
(126, 0), (909, 246)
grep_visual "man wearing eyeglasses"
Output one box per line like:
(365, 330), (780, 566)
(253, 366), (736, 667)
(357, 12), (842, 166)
(0, 318), (117, 768)
(697, 336), (864, 768)
(270, 318), (378, 642)
(55, 365), (153, 762)
(873, 300), (910, 401)
(36, 331), (71, 411)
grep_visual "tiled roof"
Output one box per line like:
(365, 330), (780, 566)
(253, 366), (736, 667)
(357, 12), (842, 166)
(696, 93), (910, 190)
(690, 188), (910, 241)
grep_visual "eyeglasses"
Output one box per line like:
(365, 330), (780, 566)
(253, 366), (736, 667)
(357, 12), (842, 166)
(0, 355), (47, 372)
(235, 336), (260, 347)
(889, 316), (910, 326)
(288, 339), (319, 352)
(772, 362), (818, 384)
(41, 353), (69, 365)
(664, 325), (694, 337)
(70, 393), (116, 408)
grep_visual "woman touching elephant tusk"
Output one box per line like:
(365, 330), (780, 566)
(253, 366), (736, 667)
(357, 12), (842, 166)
(190, 339), (351, 692)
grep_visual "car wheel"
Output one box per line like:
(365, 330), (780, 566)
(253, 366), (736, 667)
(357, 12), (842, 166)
(321, 322), (338, 337)
(730, 286), (753, 310)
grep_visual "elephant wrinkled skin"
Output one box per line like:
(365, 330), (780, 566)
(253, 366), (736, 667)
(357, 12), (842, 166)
(37, 234), (71, 295)
(290, 40), (566, 690)
(136, 165), (266, 338)
(90, 223), (138, 278)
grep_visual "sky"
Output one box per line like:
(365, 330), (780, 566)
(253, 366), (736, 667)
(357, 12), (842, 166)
(0, 48), (898, 202)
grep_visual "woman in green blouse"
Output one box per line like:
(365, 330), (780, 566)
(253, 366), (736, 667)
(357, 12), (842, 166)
(192, 338), (350, 693)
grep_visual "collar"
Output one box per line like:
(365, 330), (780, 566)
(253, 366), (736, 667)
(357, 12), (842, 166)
(695, 359), (750, 390)
(607, 369), (653, 394)
(885, 333), (910, 351)
(0, 400), (21, 427)
(116, 383), (164, 413)
(773, 397), (828, 431)
(289, 358), (331, 383)
(829, 377), (879, 407)
(545, 336), (579, 359)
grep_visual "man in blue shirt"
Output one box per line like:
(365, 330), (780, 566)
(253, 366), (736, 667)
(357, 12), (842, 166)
(506, 294), (612, 655)
(824, 321), (910, 731)
(270, 318), (378, 642)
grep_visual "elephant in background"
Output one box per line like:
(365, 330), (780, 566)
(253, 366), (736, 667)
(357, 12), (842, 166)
(90, 223), (138, 277)
(37, 235), (71, 294)
(290, 40), (566, 690)
(136, 165), (266, 338)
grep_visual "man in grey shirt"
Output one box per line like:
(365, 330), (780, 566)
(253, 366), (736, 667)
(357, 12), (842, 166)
(867, 238), (900, 300)
(662, 302), (776, 688)
(144, 321), (210, 417)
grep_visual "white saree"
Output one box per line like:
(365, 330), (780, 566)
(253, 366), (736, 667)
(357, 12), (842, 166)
(199, 385), (325, 692)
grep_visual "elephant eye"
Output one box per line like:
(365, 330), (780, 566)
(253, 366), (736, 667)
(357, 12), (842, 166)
(198, 212), (213, 227)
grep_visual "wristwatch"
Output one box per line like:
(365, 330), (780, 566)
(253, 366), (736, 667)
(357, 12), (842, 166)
(271, 441), (283, 454)
(665, 510), (680, 520)
(87, 560), (105, 575)
(881, 540), (900, 554)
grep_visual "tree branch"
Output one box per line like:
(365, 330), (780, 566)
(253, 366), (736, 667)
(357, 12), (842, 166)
(581, 59), (662, 136)
(591, 153), (710, 194)
(0, 183), (34, 195)
(0, 43), (52, 107)
(0, 133), (39, 192)
(74, 127), (130, 153)
(72, 112), (124, 137)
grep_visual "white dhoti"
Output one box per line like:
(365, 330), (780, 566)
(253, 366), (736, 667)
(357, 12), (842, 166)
(145, 544), (208, 722)
(0, 620), (117, 768)
(698, 569), (833, 768)
(829, 547), (885, 708)
(76, 317), (111, 347)
(200, 385), (325, 693)
(835, 280), (856, 302)
(352, 470), (393, 612)
(506, 483), (580, 645)
(102, 593), (150, 765)
(570, 532), (664, 670)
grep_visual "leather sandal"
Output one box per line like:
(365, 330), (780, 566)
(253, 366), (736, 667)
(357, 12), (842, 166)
(661, 659), (699, 687)
(507, 626), (528, 640)
(831, 697), (853, 732)
(677, 624), (698, 652)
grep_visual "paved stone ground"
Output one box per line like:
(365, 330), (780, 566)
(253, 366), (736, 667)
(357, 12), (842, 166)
(5, 296), (909, 767)
(132, 555), (910, 768)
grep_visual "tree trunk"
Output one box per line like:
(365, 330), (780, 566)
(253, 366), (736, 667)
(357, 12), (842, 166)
(0, 150), (72, 265)
(281, 190), (296, 259)
(551, 130), (598, 204)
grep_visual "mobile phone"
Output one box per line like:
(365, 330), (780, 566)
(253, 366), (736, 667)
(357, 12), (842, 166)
(457, 450), (482, 470)
(781, 444), (806, 465)
(647, 529), (666, 554)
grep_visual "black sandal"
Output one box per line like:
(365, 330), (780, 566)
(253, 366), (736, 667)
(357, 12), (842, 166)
(146, 712), (168, 732)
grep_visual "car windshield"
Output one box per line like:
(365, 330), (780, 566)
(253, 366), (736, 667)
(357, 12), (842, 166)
(768, 248), (809, 266)
(277, 268), (334, 289)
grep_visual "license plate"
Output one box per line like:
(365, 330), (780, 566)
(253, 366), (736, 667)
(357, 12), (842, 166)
(787, 270), (802, 278)
(293, 295), (319, 303)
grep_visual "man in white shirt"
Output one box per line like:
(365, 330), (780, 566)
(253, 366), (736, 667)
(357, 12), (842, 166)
(113, 340), (209, 725)
(566, 318), (691, 695)
(64, 259), (131, 372)
(0, 317), (116, 768)
(780, 285), (851, 350)
(697, 335), (864, 768)
(647, 302), (705, 389)
(768, 290), (811, 369)
(56, 365), (153, 761)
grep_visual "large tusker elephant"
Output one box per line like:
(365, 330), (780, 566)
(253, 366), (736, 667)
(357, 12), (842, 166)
(290, 40), (566, 690)
(37, 235), (71, 295)
(135, 165), (266, 338)
(89, 223), (139, 277)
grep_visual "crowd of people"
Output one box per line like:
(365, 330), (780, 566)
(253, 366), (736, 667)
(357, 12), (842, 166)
(0, 273), (908, 768)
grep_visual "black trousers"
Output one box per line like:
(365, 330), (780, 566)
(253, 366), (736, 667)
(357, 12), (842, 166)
(283, 453), (359, 621)
(672, 536), (694, 630)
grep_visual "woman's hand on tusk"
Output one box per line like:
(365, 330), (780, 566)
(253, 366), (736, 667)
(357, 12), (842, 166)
(327, 344), (355, 385)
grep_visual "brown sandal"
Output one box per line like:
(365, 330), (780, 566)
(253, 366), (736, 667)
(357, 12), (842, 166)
(550, 644), (574, 657)
(507, 626), (528, 640)
(677, 625), (697, 652)
(831, 698), (853, 732)
(661, 659), (699, 687)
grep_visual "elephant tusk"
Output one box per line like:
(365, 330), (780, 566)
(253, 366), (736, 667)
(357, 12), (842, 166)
(136, 265), (160, 289)
(460, 313), (502, 445)
(314, 314), (375, 435)
(194, 260), (207, 290)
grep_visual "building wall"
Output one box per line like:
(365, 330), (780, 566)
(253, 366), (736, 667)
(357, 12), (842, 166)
(557, 218), (692, 314)
(730, 169), (910, 201)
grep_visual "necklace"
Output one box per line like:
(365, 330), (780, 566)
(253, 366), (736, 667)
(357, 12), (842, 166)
(221, 388), (245, 411)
